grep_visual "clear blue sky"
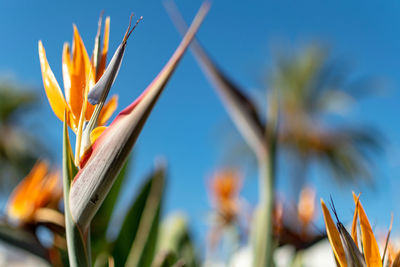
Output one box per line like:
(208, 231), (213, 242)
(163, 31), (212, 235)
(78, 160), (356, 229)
(1, 0), (400, 251)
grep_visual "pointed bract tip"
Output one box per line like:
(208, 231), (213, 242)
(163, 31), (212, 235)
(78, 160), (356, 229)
(329, 195), (340, 223)
(154, 156), (168, 170)
(123, 13), (143, 44)
(96, 11), (104, 35)
(99, 10), (105, 21)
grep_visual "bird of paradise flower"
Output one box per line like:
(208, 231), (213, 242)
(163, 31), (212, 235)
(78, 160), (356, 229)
(38, 15), (122, 165)
(321, 193), (398, 267)
(36, 5), (209, 266)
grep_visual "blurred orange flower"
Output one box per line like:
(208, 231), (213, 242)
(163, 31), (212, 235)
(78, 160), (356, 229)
(6, 161), (62, 225)
(209, 169), (242, 225)
(297, 186), (316, 230)
(38, 16), (118, 133)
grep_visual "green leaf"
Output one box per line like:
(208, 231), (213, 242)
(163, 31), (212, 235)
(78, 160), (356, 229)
(93, 251), (111, 267)
(63, 115), (90, 267)
(157, 214), (199, 267)
(91, 158), (131, 257)
(112, 166), (165, 267)
(151, 251), (183, 267)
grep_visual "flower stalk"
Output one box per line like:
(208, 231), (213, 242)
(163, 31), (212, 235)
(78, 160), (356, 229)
(164, 4), (279, 265)
(63, 113), (90, 267)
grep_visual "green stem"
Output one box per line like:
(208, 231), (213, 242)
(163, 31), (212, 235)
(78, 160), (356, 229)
(63, 118), (91, 267)
(253, 151), (276, 267)
(253, 121), (277, 267)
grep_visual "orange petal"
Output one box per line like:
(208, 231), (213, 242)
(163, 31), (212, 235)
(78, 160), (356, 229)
(38, 41), (68, 121)
(97, 17), (110, 80)
(7, 161), (49, 222)
(356, 197), (382, 267)
(84, 67), (96, 121)
(98, 95), (118, 125)
(67, 105), (78, 132)
(36, 172), (61, 208)
(321, 199), (347, 267)
(22, 162), (49, 207)
(26, 161), (49, 190)
(351, 192), (360, 249)
(75, 68), (93, 164)
(70, 25), (94, 119)
(90, 126), (107, 144)
(68, 74), (84, 121)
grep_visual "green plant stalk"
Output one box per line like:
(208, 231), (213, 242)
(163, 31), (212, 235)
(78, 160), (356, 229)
(253, 147), (276, 267)
(164, 4), (275, 264)
(63, 117), (91, 267)
(253, 97), (278, 267)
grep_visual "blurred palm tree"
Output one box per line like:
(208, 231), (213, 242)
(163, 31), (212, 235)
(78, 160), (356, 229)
(0, 81), (46, 193)
(205, 44), (381, 193)
(267, 45), (381, 191)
